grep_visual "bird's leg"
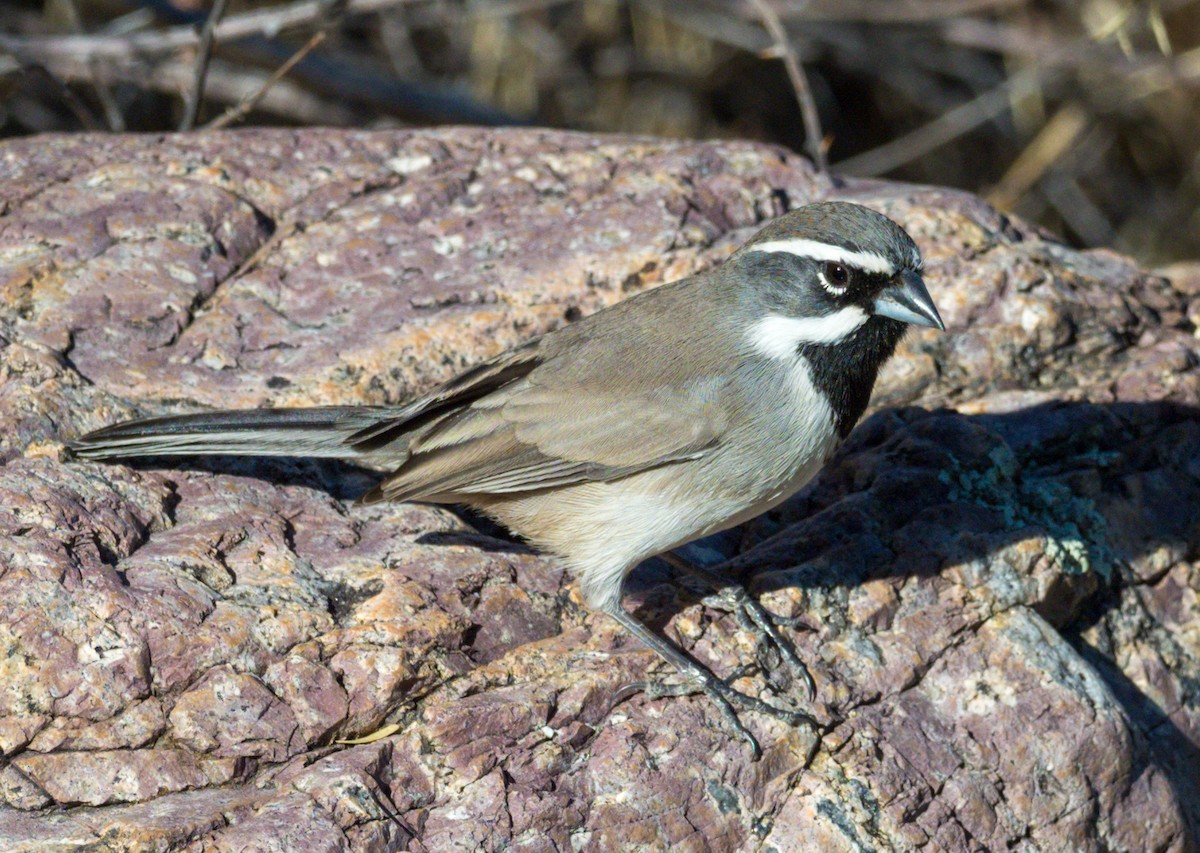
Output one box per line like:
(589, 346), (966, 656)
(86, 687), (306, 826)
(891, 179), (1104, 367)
(659, 551), (816, 702)
(604, 604), (816, 759)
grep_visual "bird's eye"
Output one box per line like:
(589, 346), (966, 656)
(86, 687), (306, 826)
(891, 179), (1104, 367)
(826, 262), (850, 284)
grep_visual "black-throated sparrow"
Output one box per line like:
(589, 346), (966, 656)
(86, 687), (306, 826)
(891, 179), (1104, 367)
(73, 201), (944, 754)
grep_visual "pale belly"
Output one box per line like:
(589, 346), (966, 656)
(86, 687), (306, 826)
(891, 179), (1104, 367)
(480, 421), (840, 611)
(477, 353), (842, 610)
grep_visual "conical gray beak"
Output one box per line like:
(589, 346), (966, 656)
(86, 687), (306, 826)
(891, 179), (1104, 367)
(873, 270), (945, 330)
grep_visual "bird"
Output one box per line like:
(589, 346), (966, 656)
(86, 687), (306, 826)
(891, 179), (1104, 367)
(72, 201), (944, 754)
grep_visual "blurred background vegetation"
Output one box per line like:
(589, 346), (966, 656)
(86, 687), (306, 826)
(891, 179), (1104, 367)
(1, 0), (1198, 264)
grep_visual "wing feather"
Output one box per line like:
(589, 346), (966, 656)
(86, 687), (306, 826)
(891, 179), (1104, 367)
(363, 274), (736, 503)
(365, 373), (727, 503)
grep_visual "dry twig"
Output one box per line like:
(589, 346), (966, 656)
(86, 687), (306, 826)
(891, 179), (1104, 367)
(0, 0), (415, 67)
(171, 58), (358, 124)
(835, 66), (1043, 176)
(204, 30), (327, 130)
(987, 102), (1089, 210)
(58, 0), (125, 130)
(180, 0), (229, 131)
(747, 0), (827, 172)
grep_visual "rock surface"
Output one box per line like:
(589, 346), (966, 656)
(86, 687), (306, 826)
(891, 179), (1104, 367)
(0, 127), (1197, 851)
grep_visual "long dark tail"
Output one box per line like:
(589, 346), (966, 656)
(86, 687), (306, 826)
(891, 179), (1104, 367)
(70, 406), (406, 461)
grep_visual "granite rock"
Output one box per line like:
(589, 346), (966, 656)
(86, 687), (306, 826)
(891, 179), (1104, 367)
(0, 128), (1196, 851)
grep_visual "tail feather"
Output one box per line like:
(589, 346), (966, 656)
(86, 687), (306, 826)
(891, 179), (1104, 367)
(70, 406), (406, 461)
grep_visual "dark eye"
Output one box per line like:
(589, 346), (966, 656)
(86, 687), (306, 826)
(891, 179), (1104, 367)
(825, 262), (849, 285)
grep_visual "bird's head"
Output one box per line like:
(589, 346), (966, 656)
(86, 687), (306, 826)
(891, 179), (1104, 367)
(731, 201), (944, 358)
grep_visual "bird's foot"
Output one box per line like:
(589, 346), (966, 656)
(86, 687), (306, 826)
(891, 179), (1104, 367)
(606, 604), (818, 759)
(618, 667), (818, 759)
(661, 552), (816, 702)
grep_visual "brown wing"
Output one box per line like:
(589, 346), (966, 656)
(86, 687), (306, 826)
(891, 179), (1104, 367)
(347, 338), (543, 457)
(364, 374), (726, 502)
(361, 282), (734, 503)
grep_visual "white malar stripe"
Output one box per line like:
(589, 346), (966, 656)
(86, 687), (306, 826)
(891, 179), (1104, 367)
(750, 238), (895, 276)
(749, 309), (869, 356)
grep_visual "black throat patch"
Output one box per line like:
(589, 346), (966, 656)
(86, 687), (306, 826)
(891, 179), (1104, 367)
(799, 317), (906, 438)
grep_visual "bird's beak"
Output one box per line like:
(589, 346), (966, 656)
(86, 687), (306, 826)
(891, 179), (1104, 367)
(873, 269), (945, 330)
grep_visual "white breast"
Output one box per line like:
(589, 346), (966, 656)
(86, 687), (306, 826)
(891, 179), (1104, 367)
(732, 349), (840, 519)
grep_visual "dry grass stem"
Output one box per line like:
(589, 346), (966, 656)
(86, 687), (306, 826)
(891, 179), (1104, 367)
(179, 0), (229, 131)
(988, 102), (1090, 211)
(0, 0), (416, 65)
(747, 0), (827, 172)
(836, 67), (1044, 177)
(2, 0), (1198, 261)
(205, 30), (327, 130)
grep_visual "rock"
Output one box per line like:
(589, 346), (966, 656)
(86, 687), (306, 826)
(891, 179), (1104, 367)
(12, 748), (240, 807)
(0, 128), (1196, 851)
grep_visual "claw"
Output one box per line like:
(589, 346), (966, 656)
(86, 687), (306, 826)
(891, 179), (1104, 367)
(604, 603), (819, 759)
(663, 552), (818, 702)
(612, 678), (765, 758)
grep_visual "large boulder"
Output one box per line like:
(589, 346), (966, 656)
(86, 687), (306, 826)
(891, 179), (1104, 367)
(0, 127), (1196, 851)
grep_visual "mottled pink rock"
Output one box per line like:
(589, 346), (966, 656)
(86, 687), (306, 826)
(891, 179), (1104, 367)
(168, 667), (304, 761)
(12, 748), (239, 807)
(0, 128), (1196, 851)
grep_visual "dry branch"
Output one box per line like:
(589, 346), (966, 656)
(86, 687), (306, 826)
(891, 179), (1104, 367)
(179, 0), (229, 131)
(205, 30), (327, 130)
(0, 0), (414, 67)
(747, 0), (827, 173)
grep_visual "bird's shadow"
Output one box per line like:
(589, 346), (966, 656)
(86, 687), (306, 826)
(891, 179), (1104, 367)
(633, 398), (1200, 836)
(414, 508), (539, 555)
(102, 453), (386, 504)
(86, 399), (1200, 834)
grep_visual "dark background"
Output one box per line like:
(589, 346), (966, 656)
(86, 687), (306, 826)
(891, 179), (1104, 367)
(2, 0), (1198, 264)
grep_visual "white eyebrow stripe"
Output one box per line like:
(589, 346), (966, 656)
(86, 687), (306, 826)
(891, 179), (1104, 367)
(750, 238), (896, 275)
(748, 308), (869, 357)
